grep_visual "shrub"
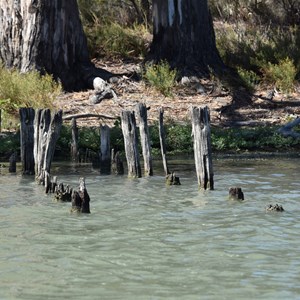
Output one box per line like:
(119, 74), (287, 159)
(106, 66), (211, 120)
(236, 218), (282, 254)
(85, 22), (149, 59)
(237, 67), (260, 90)
(143, 60), (177, 97)
(0, 65), (61, 114)
(262, 58), (297, 92)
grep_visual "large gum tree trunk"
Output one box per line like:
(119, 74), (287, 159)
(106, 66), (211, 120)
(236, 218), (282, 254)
(149, 0), (224, 76)
(0, 0), (112, 91)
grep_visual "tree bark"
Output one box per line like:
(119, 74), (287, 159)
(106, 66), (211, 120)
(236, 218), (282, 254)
(0, 0), (112, 91)
(121, 110), (141, 178)
(136, 103), (153, 176)
(191, 106), (214, 190)
(149, 0), (224, 76)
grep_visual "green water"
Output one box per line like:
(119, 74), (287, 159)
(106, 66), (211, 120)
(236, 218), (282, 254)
(0, 158), (300, 299)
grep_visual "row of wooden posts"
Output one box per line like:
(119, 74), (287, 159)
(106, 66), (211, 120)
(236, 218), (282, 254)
(17, 104), (214, 190)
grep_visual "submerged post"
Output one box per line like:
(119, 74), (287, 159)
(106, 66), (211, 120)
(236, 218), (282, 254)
(71, 177), (90, 213)
(19, 107), (35, 175)
(100, 125), (111, 174)
(136, 103), (153, 176)
(111, 148), (124, 175)
(71, 118), (79, 162)
(121, 110), (141, 178)
(158, 108), (170, 176)
(191, 106), (214, 190)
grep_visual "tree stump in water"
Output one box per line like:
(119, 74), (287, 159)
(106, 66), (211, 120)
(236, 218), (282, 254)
(136, 103), (153, 176)
(121, 110), (141, 178)
(166, 172), (181, 185)
(71, 177), (90, 213)
(9, 152), (17, 173)
(229, 187), (244, 200)
(266, 204), (284, 212)
(54, 182), (73, 202)
(34, 109), (62, 184)
(111, 149), (124, 175)
(191, 106), (214, 190)
(19, 108), (35, 175)
(100, 125), (111, 174)
(71, 118), (79, 162)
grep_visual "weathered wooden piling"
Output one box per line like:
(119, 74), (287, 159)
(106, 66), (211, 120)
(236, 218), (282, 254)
(34, 109), (63, 184)
(71, 118), (79, 162)
(136, 103), (153, 176)
(9, 152), (17, 173)
(229, 187), (244, 200)
(71, 177), (90, 213)
(111, 149), (124, 175)
(121, 110), (141, 178)
(266, 204), (284, 212)
(19, 107), (35, 175)
(54, 182), (73, 202)
(158, 108), (170, 176)
(191, 106), (214, 190)
(100, 125), (111, 174)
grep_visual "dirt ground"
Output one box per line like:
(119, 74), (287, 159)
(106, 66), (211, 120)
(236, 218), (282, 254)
(54, 59), (300, 128)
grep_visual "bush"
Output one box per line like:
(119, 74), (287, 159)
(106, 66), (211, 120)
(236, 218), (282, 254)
(143, 61), (177, 96)
(262, 58), (297, 92)
(0, 64), (61, 118)
(85, 22), (149, 59)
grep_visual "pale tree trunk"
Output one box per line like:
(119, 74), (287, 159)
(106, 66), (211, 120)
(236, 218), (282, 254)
(0, 0), (112, 91)
(149, 0), (224, 76)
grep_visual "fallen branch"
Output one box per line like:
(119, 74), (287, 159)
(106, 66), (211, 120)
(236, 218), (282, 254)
(63, 113), (116, 121)
(277, 117), (300, 138)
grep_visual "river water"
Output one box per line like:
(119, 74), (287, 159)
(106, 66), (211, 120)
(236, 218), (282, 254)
(0, 157), (300, 299)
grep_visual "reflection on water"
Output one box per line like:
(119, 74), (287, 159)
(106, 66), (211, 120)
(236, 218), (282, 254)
(1, 158), (300, 299)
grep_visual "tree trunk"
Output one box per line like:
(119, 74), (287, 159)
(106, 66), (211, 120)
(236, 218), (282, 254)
(149, 0), (224, 76)
(0, 0), (112, 91)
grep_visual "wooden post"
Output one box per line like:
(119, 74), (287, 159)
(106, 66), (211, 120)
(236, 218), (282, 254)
(121, 110), (141, 178)
(71, 177), (90, 213)
(111, 149), (124, 175)
(71, 118), (79, 162)
(100, 125), (111, 174)
(8, 152), (17, 173)
(229, 187), (244, 200)
(191, 106), (214, 190)
(34, 109), (63, 183)
(19, 107), (35, 175)
(158, 108), (170, 176)
(136, 103), (153, 176)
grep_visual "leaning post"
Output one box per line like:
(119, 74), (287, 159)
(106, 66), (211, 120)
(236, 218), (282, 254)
(100, 125), (111, 174)
(136, 103), (153, 176)
(158, 108), (170, 176)
(19, 107), (35, 175)
(191, 106), (214, 190)
(121, 110), (141, 178)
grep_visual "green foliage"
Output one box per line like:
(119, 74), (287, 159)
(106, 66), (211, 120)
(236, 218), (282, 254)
(262, 58), (297, 92)
(144, 61), (177, 97)
(0, 64), (61, 130)
(237, 67), (260, 90)
(0, 132), (20, 160)
(85, 22), (149, 59)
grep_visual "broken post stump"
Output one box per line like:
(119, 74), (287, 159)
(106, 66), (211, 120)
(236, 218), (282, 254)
(111, 149), (124, 175)
(54, 182), (73, 202)
(100, 125), (111, 174)
(136, 103), (153, 176)
(121, 110), (141, 178)
(71, 177), (90, 213)
(9, 152), (17, 173)
(34, 109), (63, 184)
(265, 204), (284, 212)
(191, 106), (214, 190)
(19, 107), (35, 175)
(71, 118), (79, 162)
(166, 172), (181, 185)
(229, 187), (244, 201)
